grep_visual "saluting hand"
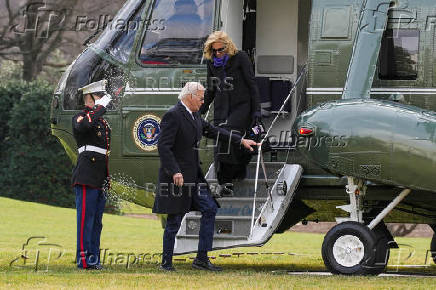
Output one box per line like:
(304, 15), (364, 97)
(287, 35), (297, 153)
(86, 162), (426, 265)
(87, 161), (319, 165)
(241, 139), (260, 152)
(95, 94), (112, 108)
(173, 173), (184, 186)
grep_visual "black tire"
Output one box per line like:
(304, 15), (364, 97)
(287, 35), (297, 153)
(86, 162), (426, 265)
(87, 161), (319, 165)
(431, 233), (436, 264)
(366, 223), (390, 275)
(322, 221), (379, 275)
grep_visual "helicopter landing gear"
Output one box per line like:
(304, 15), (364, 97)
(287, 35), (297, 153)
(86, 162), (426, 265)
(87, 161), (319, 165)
(335, 177), (366, 224)
(322, 177), (411, 275)
(322, 221), (379, 275)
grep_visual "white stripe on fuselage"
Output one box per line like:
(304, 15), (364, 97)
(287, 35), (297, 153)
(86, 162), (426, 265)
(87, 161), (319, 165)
(306, 88), (436, 95)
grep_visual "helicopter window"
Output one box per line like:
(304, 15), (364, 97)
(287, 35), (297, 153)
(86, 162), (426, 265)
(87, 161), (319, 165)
(63, 49), (126, 111)
(138, 0), (214, 65)
(107, 4), (146, 63)
(95, 0), (143, 55)
(379, 29), (419, 80)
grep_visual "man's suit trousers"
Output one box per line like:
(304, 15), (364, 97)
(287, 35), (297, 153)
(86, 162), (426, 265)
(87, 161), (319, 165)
(162, 188), (217, 262)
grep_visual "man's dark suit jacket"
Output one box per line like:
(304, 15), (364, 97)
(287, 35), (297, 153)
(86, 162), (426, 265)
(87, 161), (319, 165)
(152, 101), (242, 215)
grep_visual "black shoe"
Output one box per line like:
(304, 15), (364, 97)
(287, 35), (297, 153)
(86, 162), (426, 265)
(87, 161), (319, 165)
(221, 186), (233, 197)
(159, 264), (176, 271)
(86, 264), (103, 270)
(215, 184), (233, 198)
(192, 258), (222, 271)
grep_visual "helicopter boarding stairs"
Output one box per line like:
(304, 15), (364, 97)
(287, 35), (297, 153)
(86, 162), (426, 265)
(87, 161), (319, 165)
(173, 67), (308, 254)
(173, 161), (302, 254)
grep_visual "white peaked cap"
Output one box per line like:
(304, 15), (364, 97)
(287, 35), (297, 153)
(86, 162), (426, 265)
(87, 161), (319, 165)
(78, 80), (107, 94)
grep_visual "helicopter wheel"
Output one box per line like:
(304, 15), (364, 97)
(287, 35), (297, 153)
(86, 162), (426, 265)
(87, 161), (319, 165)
(322, 221), (387, 275)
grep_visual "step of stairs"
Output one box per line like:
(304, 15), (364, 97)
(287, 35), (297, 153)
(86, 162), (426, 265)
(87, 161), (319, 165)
(206, 162), (284, 181)
(184, 215), (253, 236)
(208, 180), (272, 198)
(216, 197), (267, 217)
(174, 163), (303, 254)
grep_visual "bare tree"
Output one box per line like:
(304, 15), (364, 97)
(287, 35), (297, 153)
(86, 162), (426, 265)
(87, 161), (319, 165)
(0, 0), (125, 81)
(1, 0), (78, 81)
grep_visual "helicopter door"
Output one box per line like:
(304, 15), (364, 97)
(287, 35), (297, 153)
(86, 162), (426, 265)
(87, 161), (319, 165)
(121, 0), (216, 157)
(220, 0), (310, 146)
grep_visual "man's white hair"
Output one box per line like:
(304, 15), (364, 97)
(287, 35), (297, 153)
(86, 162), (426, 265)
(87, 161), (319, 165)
(178, 82), (205, 100)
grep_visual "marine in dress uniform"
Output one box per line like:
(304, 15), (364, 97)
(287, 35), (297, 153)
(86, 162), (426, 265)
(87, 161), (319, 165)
(152, 82), (258, 271)
(72, 80), (112, 270)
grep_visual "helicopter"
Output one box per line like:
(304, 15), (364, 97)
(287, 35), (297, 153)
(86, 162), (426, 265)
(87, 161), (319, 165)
(50, 0), (436, 275)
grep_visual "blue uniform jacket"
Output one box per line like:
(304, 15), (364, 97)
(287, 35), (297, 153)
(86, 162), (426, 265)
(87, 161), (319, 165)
(71, 105), (111, 189)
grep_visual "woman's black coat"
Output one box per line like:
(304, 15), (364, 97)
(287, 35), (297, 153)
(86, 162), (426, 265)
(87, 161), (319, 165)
(200, 50), (261, 165)
(200, 50), (261, 130)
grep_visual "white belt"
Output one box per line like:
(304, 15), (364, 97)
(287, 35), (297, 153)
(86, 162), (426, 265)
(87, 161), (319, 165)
(78, 145), (107, 155)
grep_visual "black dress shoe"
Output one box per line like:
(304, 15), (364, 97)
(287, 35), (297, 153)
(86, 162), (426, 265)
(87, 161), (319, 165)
(192, 258), (222, 271)
(220, 186), (233, 197)
(159, 264), (176, 271)
(214, 184), (233, 198)
(86, 264), (103, 270)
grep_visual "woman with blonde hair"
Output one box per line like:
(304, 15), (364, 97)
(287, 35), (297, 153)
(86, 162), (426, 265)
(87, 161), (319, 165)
(200, 31), (261, 196)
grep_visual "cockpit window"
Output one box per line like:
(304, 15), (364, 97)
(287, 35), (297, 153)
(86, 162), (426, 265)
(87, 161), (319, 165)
(139, 0), (214, 65)
(95, 0), (145, 63)
(379, 29), (419, 80)
(63, 49), (126, 111)
(107, 5), (146, 63)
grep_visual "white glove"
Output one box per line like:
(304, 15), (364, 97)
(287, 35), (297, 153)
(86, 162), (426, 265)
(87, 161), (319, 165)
(95, 94), (112, 107)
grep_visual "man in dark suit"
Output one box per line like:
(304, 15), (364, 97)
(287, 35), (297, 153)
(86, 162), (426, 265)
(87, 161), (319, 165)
(153, 82), (257, 271)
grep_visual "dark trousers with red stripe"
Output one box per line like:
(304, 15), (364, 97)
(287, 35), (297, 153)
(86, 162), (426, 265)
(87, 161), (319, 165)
(74, 185), (106, 269)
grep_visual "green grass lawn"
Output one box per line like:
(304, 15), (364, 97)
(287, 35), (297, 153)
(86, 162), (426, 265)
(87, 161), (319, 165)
(120, 201), (153, 215)
(1, 196), (436, 289)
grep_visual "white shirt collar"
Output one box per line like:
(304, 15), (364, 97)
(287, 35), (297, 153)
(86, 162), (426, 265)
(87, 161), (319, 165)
(181, 100), (194, 117)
